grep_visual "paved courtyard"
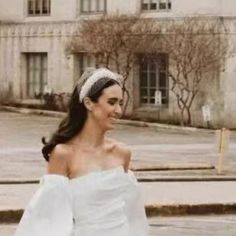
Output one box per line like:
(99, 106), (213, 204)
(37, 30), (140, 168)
(1, 215), (236, 236)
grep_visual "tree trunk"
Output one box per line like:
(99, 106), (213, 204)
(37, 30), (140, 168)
(122, 86), (130, 117)
(186, 107), (192, 126)
(180, 109), (185, 126)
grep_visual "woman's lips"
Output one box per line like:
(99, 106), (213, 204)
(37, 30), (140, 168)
(109, 117), (118, 123)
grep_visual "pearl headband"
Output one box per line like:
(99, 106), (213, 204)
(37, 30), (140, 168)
(79, 68), (123, 102)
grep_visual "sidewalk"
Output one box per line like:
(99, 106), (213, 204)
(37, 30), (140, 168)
(0, 105), (204, 132)
(0, 180), (236, 223)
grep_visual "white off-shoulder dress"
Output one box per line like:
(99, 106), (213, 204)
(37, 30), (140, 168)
(14, 166), (149, 236)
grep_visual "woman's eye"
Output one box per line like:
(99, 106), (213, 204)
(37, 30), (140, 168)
(108, 101), (115, 105)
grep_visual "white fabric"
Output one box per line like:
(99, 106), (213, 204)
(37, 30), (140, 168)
(14, 166), (149, 236)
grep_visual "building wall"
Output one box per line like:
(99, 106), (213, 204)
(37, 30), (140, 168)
(1, 0), (236, 22)
(0, 22), (76, 100)
(0, 0), (78, 22)
(224, 56), (236, 128)
(132, 64), (224, 127)
(0, 0), (24, 21)
(0, 0), (236, 127)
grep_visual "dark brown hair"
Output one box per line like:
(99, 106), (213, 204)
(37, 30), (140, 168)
(41, 78), (120, 161)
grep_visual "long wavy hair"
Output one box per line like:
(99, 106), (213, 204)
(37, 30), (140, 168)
(42, 70), (121, 161)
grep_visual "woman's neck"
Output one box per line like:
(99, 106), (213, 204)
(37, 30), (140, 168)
(72, 118), (105, 148)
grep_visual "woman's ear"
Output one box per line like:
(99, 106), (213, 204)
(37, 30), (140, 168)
(83, 97), (93, 111)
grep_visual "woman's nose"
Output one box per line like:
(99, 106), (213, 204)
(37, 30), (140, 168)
(114, 104), (122, 117)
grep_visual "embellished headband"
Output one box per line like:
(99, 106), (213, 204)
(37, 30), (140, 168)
(79, 68), (123, 102)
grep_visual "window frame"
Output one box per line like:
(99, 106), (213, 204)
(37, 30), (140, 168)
(141, 0), (171, 12)
(139, 54), (169, 107)
(80, 0), (107, 14)
(26, 53), (48, 99)
(27, 0), (51, 17)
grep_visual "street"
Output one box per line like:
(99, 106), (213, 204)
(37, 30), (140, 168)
(149, 215), (236, 236)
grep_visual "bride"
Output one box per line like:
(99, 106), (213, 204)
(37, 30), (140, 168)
(14, 67), (149, 236)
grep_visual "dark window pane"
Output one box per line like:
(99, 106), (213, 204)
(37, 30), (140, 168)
(159, 2), (167, 9)
(142, 3), (148, 10)
(160, 89), (167, 97)
(150, 3), (157, 10)
(42, 0), (49, 14)
(28, 0), (32, 13)
(162, 98), (167, 104)
(150, 72), (156, 87)
(141, 98), (148, 104)
(150, 98), (155, 104)
(35, 0), (41, 14)
(168, 2), (171, 9)
(140, 72), (148, 87)
(140, 89), (147, 97)
(149, 61), (156, 71)
(150, 89), (156, 97)
(28, 0), (34, 14)
(159, 72), (166, 87)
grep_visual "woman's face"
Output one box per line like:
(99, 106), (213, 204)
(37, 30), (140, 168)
(90, 84), (123, 131)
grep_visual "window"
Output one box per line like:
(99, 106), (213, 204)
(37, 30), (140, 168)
(27, 0), (50, 16)
(139, 54), (168, 106)
(78, 54), (97, 76)
(141, 0), (171, 11)
(26, 53), (48, 98)
(81, 0), (106, 13)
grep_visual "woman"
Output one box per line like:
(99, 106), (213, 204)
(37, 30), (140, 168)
(14, 67), (149, 236)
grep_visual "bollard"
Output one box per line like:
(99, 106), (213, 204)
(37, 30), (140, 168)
(216, 128), (229, 175)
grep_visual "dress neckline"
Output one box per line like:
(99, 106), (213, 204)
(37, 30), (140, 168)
(41, 166), (135, 185)
(68, 165), (125, 183)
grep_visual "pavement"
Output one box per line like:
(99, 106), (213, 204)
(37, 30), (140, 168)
(0, 106), (236, 230)
(2, 215), (236, 236)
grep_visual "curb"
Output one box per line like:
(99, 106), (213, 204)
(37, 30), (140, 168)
(1, 106), (65, 118)
(0, 210), (23, 224)
(1, 105), (213, 132)
(0, 180), (39, 185)
(145, 203), (236, 217)
(2, 175), (236, 184)
(1, 203), (236, 223)
(138, 176), (236, 182)
(131, 164), (215, 171)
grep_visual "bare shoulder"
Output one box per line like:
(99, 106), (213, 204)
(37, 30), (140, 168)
(108, 138), (131, 171)
(115, 142), (131, 158)
(47, 144), (72, 176)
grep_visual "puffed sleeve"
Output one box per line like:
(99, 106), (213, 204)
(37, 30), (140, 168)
(14, 174), (74, 236)
(125, 171), (149, 236)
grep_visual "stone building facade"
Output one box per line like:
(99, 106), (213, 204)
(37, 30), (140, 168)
(0, 0), (236, 128)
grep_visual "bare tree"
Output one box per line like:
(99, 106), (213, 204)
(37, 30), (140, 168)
(66, 14), (161, 115)
(66, 15), (229, 125)
(160, 17), (229, 126)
